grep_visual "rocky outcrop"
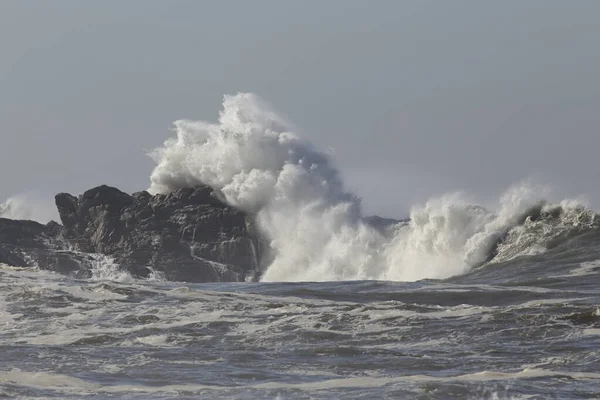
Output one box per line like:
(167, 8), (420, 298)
(0, 218), (93, 276)
(4, 185), (595, 283)
(54, 185), (261, 282)
(0, 185), (261, 282)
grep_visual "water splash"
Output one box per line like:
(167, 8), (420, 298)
(148, 93), (596, 282)
(0, 192), (59, 223)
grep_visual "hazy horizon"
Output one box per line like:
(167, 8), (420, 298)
(1, 1), (599, 219)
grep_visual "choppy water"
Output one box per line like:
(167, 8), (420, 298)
(1, 230), (600, 399)
(3, 91), (600, 398)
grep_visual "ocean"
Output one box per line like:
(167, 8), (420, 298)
(1, 92), (599, 399)
(1, 229), (599, 399)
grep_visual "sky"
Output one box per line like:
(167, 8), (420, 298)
(1, 0), (599, 218)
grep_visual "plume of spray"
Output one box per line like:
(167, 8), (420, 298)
(148, 93), (562, 282)
(0, 192), (59, 224)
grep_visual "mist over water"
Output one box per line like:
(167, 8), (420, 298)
(148, 93), (593, 283)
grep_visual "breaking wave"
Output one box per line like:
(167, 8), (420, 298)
(148, 93), (598, 282)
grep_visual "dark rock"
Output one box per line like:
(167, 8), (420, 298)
(0, 217), (89, 276)
(55, 185), (261, 282)
(0, 184), (263, 282)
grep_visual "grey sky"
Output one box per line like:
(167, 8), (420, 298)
(1, 0), (599, 218)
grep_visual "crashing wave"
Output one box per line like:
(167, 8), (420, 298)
(489, 201), (598, 263)
(147, 93), (599, 282)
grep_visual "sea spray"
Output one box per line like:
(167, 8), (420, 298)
(148, 93), (590, 282)
(0, 192), (59, 223)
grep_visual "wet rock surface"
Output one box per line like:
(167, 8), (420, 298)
(0, 185), (261, 282)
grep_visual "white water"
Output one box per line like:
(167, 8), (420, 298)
(148, 93), (588, 283)
(0, 192), (59, 224)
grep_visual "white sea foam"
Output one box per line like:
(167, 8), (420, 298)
(87, 254), (132, 282)
(1, 367), (594, 397)
(564, 259), (600, 278)
(148, 93), (592, 282)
